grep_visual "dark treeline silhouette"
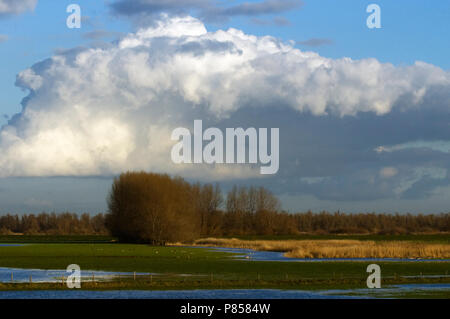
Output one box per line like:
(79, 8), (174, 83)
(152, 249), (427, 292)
(0, 212), (108, 235)
(1, 172), (449, 239)
(106, 172), (450, 244)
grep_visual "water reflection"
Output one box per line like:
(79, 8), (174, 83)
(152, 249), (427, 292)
(0, 267), (151, 283)
(204, 247), (450, 262)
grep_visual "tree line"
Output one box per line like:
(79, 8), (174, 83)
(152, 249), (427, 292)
(1, 172), (449, 240)
(105, 172), (449, 244)
(0, 212), (108, 235)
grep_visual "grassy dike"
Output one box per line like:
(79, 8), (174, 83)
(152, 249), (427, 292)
(0, 241), (449, 295)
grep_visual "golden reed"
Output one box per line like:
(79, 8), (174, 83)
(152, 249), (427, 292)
(191, 238), (450, 259)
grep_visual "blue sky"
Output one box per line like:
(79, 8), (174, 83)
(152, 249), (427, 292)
(0, 0), (449, 214)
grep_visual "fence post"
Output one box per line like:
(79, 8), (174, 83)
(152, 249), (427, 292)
(11, 272), (13, 282)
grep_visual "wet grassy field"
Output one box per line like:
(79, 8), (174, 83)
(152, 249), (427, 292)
(0, 235), (448, 297)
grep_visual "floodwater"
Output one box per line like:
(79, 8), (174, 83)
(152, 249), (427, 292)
(0, 289), (352, 299)
(0, 267), (151, 283)
(0, 284), (448, 299)
(0, 244), (448, 299)
(204, 246), (450, 263)
(325, 283), (450, 298)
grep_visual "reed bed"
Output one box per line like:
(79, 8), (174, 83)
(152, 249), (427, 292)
(192, 238), (450, 259)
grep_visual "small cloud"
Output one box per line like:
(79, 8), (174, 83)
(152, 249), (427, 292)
(81, 16), (94, 28)
(24, 198), (53, 208)
(109, 0), (303, 24)
(52, 46), (87, 55)
(300, 177), (328, 184)
(380, 167), (398, 178)
(297, 38), (334, 47)
(0, 34), (8, 43)
(250, 17), (271, 26)
(0, 0), (37, 18)
(374, 141), (450, 154)
(215, 0), (302, 17)
(273, 16), (291, 26)
(374, 146), (387, 153)
(83, 30), (125, 40)
(109, 0), (212, 17)
(251, 16), (291, 26)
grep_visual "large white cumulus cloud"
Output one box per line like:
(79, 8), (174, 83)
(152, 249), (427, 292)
(1, 15), (449, 178)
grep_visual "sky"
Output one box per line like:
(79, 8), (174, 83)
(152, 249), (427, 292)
(0, 0), (449, 214)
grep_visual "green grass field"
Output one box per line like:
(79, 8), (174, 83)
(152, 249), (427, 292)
(0, 236), (449, 297)
(0, 235), (115, 243)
